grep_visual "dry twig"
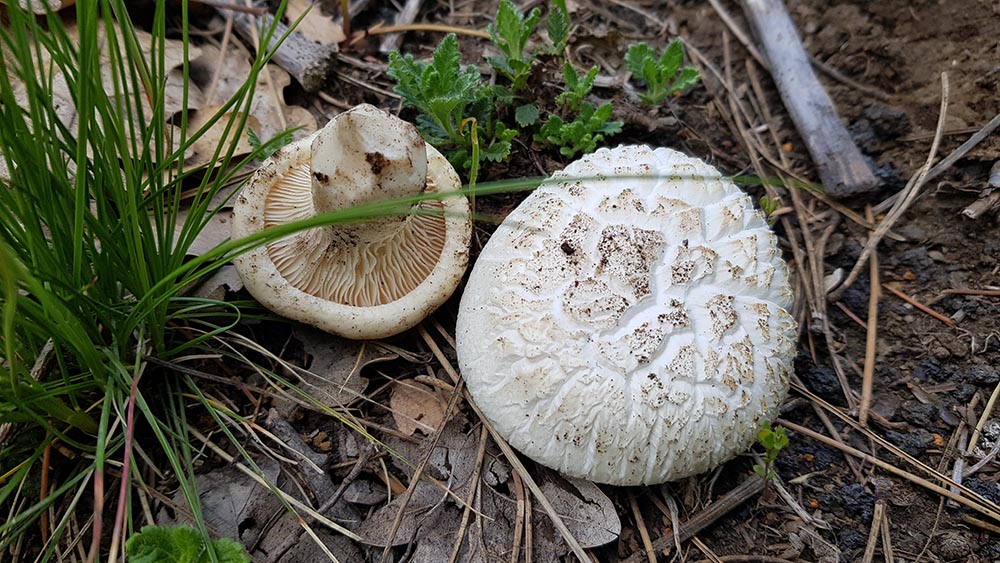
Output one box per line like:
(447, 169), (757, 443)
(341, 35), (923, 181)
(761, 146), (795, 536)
(742, 0), (878, 197)
(859, 207), (880, 427)
(881, 284), (957, 326)
(229, 10), (337, 92)
(629, 492), (657, 563)
(621, 478), (766, 563)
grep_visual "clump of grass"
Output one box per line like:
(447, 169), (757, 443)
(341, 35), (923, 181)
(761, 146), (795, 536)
(0, 0), (307, 558)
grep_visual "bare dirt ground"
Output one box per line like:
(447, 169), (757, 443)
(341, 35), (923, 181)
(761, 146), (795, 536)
(155, 1), (1000, 561)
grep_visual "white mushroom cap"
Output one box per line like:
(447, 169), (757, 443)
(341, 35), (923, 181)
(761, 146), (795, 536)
(232, 104), (471, 339)
(456, 145), (797, 485)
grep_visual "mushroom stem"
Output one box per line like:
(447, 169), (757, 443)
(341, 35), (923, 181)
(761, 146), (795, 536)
(309, 104), (429, 214)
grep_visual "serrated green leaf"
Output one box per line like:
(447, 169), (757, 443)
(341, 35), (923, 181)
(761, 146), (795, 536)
(432, 33), (462, 80)
(126, 526), (249, 563)
(545, 0), (569, 54)
(480, 139), (512, 162)
(625, 40), (700, 105)
(486, 54), (514, 77)
(624, 42), (653, 76)
(658, 40), (684, 76)
(562, 61), (578, 89)
(490, 85), (515, 104)
(669, 67), (702, 95)
(556, 63), (600, 110)
(592, 102), (613, 122)
(487, 0), (541, 91)
(515, 104), (540, 126)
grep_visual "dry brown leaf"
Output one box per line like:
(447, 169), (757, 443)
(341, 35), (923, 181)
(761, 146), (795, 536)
(288, 327), (396, 409)
(0, 20), (202, 181)
(192, 264), (244, 300)
(285, 0), (346, 45)
(478, 472), (620, 560)
(189, 42), (317, 145)
(540, 474), (621, 547)
(356, 480), (455, 548)
(20, 0), (75, 14)
(61, 22), (203, 129)
(161, 457), (363, 562)
(390, 380), (448, 435)
(178, 106), (259, 169)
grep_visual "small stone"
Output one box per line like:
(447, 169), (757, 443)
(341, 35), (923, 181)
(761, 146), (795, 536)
(885, 428), (934, 456)
(899, 400), (937, 427)
(962, 365), (999, 386)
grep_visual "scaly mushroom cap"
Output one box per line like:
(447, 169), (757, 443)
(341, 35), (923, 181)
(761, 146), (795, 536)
(233, 104), (471, 339)
(456, 145), (797, 485)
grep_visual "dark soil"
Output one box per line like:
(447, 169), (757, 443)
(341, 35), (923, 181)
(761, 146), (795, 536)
(164, 1), (1000, 561)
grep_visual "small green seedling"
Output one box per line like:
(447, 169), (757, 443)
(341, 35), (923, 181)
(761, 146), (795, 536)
(387, 33), (516, 171)
(535, 62), (623, 158)
(759, 195), (782, 225)
(753, 422), (789, 480)
(625, 40), (701, 105)
(248, 128), (295, 160)
(126, 525), (250, 563)
(487, 0), (542, 91)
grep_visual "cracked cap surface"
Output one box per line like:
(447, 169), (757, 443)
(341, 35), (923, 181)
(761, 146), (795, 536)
(456, 145), (796, 485)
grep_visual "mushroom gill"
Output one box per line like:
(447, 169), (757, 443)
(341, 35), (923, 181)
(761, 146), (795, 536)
(263, 164), (448, 307)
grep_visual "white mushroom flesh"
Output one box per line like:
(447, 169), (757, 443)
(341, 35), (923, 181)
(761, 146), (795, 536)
(456, 145), (797, 485)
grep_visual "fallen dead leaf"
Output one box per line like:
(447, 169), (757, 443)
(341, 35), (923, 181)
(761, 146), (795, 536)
(287, 326), (396, 409)
(539, 474), (621, 546)
(20, 0), (75, 14)
(160, 457), (364, 562)
(189, 41), (317, 145)
(390, 379), (448, 435)
(1, 19), (203, 180)
(174, 106), (260, 170)
(192, 264), (244, 300)
(286, 0), (346, 45)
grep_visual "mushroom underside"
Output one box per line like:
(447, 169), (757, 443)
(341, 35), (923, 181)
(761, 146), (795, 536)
(260, 152), (450, 308)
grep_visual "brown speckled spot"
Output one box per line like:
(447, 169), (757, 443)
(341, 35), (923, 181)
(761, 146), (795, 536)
(706, 294), (738, 339)
(596, 225), (663, 298)
(365, 151), (389, 175)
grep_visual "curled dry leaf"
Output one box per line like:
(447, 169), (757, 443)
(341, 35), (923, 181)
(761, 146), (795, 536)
(175, 105), (260, 170)
(159, 460), (282, 543)
(191, 264), (244, 300)
(161, 458), (363, 562)
(360, 415), (619, 559)
(19, 0), (75, 14)
(1, 20), (202, 180)
(390, 379), (448, 435)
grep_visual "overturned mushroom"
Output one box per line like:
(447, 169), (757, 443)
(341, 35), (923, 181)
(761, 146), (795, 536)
(232, 104), (471, 339)
(456, 145), (797, 485)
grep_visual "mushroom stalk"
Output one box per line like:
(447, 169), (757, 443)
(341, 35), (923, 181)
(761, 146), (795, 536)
(309, 104), (428, 214)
